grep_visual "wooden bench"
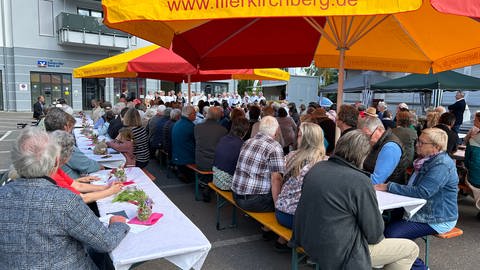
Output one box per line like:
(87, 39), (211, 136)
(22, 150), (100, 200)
(208, 182), (311, 270)
(423, 227), (463, 266)
(187, 164), (213, 201)
(141, 167), (156, 181)
(157, 149), (174, 178)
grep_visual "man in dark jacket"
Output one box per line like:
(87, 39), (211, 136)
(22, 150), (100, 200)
(33, 95), (45, 120)
(194, 106), (227, 201)
(448, 90), (466, 135)
(108, 107), (128, 140)
(172, 106), (197, 182)
(292, 130), (418, 269)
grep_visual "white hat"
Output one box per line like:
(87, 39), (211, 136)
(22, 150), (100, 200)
(398, 102), (409, 110)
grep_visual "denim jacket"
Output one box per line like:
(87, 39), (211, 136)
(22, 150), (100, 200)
(388, 152), (458, 223)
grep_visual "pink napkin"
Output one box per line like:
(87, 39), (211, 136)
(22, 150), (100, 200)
(122, 181), (135, 186)
(128, 213), (163, 226)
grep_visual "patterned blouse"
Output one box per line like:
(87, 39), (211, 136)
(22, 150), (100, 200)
(275, 156), (315, 215)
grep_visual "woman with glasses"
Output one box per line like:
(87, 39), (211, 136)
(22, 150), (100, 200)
(375, 128), (458, 269)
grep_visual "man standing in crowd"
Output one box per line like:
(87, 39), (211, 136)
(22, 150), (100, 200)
(33, 95), (46, 120)
(194, 106), (228, 202)
(448, 90), (467, 135)
(336, 104), (359, 137)
(358, 117), (409, 184)
(231, 116), (284, 212)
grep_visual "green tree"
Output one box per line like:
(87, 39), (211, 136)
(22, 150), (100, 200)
(237, 80), (255, 96)
(303, 62), (338, 86)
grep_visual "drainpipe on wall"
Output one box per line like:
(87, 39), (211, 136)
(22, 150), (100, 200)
(1, 0), (9, 111)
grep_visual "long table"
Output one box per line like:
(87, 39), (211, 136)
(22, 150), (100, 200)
(95, 167), (211, 270)
(376, 190), (426, 218)
(73, 128), (126, 168)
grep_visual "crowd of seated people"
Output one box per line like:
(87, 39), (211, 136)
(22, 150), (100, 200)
(9, 90), (472, 269)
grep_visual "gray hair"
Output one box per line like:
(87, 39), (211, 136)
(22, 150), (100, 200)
(44, 107), (69, 132)
(170, 108), (181, 120)
(164, 108), (172, 118)
(12, 127), (60, 178)
(49, 130), (75, 165)
(182, 105), (195, 118)
(334, 130), (371, 169)
(258, 116), (279, 137)
(357, 116), (385, 133)
(207, 106), (223, 121)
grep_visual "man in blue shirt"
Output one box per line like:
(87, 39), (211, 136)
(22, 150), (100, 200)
(358, 116), (409, 185)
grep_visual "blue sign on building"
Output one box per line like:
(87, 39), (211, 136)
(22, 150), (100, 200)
(37, 60), (47, 67)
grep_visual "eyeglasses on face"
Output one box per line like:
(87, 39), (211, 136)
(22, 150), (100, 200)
(417, 140), (434, 146)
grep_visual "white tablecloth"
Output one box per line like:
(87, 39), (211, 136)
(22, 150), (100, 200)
(73, 128), (126, 168)
(96, 167), (211, 270)
(376, 191), (426, 218)
(74, 116), (93, 128)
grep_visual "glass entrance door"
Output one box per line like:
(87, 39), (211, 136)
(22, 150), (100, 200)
(30, 72), (72, 108)
(82, 78), (105, 111)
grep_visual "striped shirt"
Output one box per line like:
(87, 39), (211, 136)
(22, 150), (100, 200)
(231, 133), (285, 195)
(131, 126), (150, 163)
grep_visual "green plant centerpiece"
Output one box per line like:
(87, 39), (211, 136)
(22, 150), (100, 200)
(111, 167), (127, 182)
(112, 188), (154, 221)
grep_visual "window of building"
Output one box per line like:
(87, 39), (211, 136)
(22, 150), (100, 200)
(38, 0), (54, 36)
(78, 8), (103, 18)
(30, 72), (72, 107)
(113, 78), (146, 103)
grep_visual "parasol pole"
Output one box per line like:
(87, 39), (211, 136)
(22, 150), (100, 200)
(337, 48), (346, 109)
(187, 74), (191, 105)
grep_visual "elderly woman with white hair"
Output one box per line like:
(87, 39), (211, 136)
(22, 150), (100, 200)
(0, 127), (129, 269)
(376, 128), (458, 269)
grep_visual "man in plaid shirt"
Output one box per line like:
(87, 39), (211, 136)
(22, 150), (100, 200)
(232, 116), (285, 212)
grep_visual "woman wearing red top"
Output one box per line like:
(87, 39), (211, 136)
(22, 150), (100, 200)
(50, 130), (122, 203)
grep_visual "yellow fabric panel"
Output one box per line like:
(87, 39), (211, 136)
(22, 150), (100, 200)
(103, 0), (421, 21)
(314, 1), (480, 73)
(73, 45), (158, 78)
(233, 69), (290, 81)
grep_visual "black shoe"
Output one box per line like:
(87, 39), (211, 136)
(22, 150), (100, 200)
(262, 230), (276, 241)
(273, 241), (291, 253)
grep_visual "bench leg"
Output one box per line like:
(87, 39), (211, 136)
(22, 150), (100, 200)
(291, 248), (299, 270)
(215, 194), (237, 230)
(424, 235), (430, 267)
(195, 172), (201, 201)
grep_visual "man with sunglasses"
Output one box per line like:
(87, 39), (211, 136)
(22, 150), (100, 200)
(359, 116), (409, 185)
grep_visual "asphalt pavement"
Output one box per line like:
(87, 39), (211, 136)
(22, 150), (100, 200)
(0, 111), (478, 269)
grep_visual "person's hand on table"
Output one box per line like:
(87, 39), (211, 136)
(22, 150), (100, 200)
(76, 175), (100, 183)
(109, 215), (127, 224)
(107, 182), (123, 194)
(374, 184), (388, 191)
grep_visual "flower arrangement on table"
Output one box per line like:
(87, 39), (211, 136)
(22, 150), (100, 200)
(93, 139), (108, 155)
(111, 167), (127, 182)
(112, 188), (154, 221)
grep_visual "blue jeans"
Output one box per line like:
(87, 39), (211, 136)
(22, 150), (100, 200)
(275, 209), (294, 229)
(385, 220), (438, 270)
